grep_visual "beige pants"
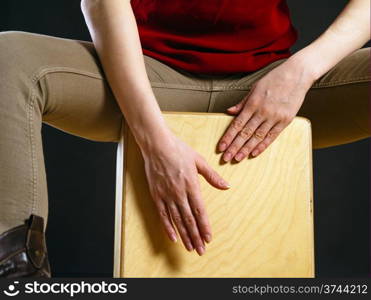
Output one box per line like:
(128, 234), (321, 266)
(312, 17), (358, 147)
(0, 31), (369, 233)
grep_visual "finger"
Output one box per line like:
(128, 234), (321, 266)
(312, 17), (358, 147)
(226, 98), (247, 114)
(234, 120), (276, 161)
(187, 179), (212, 243)
(176, 199), (206, 256)
(250, 122), (287, 157)
(226, 88), (255, 115)
(218, 105), (255, 152)
(167, 201), (194, 252)
(222, 113), (263, 162)
(154, 199), (178, 242)
(196, 154), (230, 189)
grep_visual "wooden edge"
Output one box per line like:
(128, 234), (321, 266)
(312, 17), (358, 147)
(296, 115), (315, 277)
(161, 111), (312, 124)
(306, 117), (316, 277)
(113, 119), (126, 278)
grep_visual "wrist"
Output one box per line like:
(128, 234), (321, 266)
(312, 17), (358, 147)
(283, 50), (323, 86)
(132, 122), (174, 156)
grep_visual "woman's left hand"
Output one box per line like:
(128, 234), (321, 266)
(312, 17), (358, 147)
(218, 59), (316, 161)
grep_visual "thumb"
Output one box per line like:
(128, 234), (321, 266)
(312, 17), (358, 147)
(226, 99), (246, 114)
(196, 154), (230, 190)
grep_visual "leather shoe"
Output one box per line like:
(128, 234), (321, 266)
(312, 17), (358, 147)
(0, 214), (51, 278)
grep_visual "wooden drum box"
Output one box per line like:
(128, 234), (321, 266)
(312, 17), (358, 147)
(114, 112), (314, 278)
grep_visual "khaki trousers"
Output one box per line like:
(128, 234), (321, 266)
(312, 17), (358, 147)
(0, 31), (369, 233)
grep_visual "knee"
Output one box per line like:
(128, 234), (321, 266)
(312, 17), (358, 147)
(0, 31), (35, 83)
(0, 31), (37, 65)
(0, 31), (29, 58)
(0, 31), (41, 111)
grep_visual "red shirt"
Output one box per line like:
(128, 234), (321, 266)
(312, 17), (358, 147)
(131, 0), (297, 75)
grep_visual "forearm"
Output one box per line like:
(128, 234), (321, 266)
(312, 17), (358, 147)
(284, 0), (370, 83)
(81, 0), (170, 151)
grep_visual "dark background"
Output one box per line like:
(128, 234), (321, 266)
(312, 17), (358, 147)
(1, 0), (369, 277)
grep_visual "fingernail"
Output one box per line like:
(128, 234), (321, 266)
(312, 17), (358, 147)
(186, 243), (193, 251)
(235, 153), (243, 161)
(196, 246), (205, 256)
(220, 180), (230, 188)
(223, 152), (232, 161)
(219, 142), (227, 151)
(251, 150), (259, 157)
(170, 233), (177, 242)
(204, 234), (212, 243)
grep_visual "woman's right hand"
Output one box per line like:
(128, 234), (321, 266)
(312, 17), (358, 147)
(81, 0), (229, 255)
(140, 131), (230, 256)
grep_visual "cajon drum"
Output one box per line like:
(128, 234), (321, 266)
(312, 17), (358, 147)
(114, 112), (314, 278)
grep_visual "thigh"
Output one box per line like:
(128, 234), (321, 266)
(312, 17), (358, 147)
(1, 31), (212, 142)
(298, 48), (370, 148)
(43, 45), (213, 142)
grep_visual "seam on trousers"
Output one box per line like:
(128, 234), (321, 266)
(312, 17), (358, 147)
(220, 77), (371, 91)
(30, 66), (258, 92)
(207, 78), (214, 112)
(31, 66), (104, 83)
(27, 87), (37, 215)
(151, 82), (254, 91)
(29, 67), (97, 216)
(28, 66), (109, 215)
(29, 65), (371, 90)
(151, 82), (213, 91)
(311, 77), (370, 89)
(29, 66), (213, 92)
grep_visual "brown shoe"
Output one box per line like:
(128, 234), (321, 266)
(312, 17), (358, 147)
(0, 214), (51, 278)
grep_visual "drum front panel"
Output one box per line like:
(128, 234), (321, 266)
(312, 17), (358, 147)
(114, 112), (314, 278)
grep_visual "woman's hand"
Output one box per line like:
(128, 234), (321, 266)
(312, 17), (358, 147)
(218, 0), (371, 162)
(218, 59), (316, 161)
(141, 131), (230, 256)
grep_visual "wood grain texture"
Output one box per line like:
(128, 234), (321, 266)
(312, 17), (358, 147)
(114, 112), (314, 278)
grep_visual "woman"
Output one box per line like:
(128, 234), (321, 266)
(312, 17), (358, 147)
(0, 0), (369, 277)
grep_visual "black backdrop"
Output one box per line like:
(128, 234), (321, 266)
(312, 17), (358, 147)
(0, 0), (369, 277)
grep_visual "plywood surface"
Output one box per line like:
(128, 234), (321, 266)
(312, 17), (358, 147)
(114, 112), (314, 278)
